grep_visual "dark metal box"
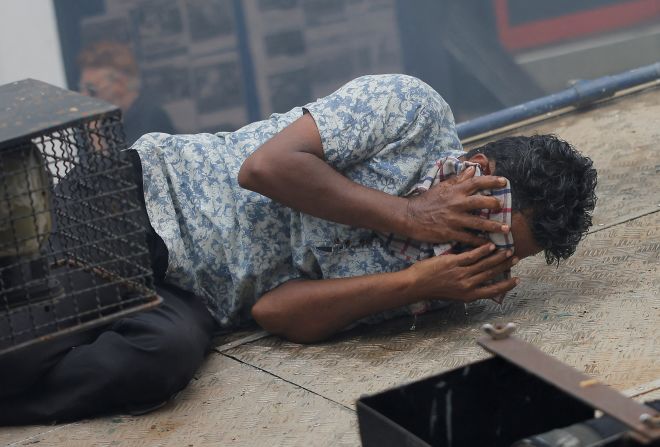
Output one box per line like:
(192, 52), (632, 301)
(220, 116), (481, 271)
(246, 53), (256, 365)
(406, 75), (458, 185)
(357, 327), (659, 447)
(358, 356), (596, 447)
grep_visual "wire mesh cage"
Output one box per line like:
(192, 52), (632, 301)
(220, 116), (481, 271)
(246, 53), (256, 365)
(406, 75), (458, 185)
(0, 79), (161, 356)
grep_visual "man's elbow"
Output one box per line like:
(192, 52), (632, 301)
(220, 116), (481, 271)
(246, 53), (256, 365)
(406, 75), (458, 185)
(251, 299), (283, 334)
(238, 152), (270, 191)
(251, 300), (327, 345)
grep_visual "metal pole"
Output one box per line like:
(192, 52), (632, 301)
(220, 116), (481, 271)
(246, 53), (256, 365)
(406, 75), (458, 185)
(456, 62), (660, 140)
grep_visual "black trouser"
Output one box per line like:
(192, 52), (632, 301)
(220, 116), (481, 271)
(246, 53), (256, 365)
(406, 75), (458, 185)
(0, 151), (217, 425)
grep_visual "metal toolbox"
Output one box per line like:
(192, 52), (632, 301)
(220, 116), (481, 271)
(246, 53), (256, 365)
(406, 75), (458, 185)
(357, 324), (660, 447)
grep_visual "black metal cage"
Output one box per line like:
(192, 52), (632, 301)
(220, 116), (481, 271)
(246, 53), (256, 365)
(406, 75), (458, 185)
(0, 79), (161, 356)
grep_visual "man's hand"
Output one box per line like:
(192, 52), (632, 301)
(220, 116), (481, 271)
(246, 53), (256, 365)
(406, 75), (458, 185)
(405, 166), (510, 246)
(405, 243), (519, 303)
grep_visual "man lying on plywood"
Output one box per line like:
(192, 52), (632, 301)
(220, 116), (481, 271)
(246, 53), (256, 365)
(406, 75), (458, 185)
(0, 75), (596, 424)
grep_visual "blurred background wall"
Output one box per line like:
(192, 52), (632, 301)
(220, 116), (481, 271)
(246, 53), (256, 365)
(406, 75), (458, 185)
(1, 0), (659, 141)
(0, 0), (66, 88)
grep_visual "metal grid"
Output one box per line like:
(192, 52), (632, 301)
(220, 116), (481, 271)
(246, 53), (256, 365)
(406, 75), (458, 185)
(0, 110), (160, 356)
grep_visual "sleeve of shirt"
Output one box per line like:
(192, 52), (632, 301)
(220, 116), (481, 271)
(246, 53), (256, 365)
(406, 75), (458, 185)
(303, 74), (463, 173)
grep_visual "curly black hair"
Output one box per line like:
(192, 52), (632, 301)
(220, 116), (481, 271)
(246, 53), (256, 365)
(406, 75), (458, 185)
(465, 135), (597, 265)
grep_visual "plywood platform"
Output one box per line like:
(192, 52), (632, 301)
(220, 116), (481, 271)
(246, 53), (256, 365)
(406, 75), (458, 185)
(3, 85), (659, 447)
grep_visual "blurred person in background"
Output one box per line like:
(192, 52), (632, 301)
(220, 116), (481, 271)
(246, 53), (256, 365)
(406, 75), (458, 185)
(78, 41), (175, 145)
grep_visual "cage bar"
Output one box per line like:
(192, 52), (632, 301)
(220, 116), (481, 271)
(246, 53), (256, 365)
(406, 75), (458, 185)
(0, 79), (161, 356)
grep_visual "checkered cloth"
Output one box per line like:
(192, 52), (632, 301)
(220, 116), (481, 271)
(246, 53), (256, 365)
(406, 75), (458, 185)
(378, 157), (514, 311)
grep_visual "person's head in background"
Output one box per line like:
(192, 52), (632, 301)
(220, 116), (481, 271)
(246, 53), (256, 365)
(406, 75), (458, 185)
(78, 41), (140, 112)
(463, 135), (597, 264)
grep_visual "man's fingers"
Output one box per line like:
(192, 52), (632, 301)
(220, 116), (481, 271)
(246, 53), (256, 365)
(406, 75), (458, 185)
(448, 230), (490, 247)
(468, 249), (514, 272)
(470, 256), (518, 285)
(466, 277), (520, 302)
(458, 215), (510, 235)
(440, 166), (476, 188)
(456, 166), (476, 183)
(455, 243), (496, 266)
(460, 176), (508, 195)
(463, 195), (503, 212)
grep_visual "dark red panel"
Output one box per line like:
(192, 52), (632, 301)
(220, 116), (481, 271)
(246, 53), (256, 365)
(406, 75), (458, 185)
(495, 0), (660, 51)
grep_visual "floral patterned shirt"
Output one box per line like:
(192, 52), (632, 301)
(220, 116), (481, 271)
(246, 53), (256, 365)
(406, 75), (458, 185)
(131, 74), (464, 328)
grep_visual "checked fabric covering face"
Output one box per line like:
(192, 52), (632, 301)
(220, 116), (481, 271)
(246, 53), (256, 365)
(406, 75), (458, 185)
(377, 156), (514, 314)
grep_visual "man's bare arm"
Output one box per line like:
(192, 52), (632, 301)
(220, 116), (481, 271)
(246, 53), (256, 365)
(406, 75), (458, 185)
(238, 114), (509, 246)
(252, 244), (518, 343)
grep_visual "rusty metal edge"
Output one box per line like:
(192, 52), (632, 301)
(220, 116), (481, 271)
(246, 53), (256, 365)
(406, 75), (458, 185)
(478, 333), (660, 443)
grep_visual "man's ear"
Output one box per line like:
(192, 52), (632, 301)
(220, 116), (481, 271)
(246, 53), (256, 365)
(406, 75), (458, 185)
(466, 153), (492, 175)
